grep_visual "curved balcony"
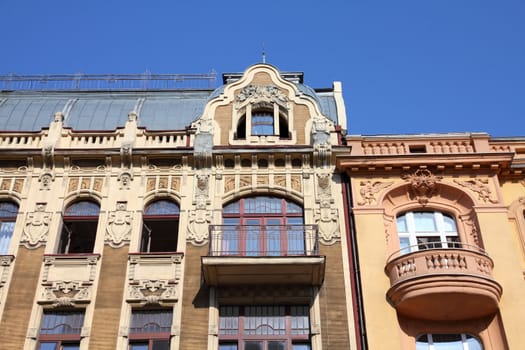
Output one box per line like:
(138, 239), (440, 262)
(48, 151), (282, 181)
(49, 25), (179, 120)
(385, 243), (502, 320)
(202, 224), (325, 286)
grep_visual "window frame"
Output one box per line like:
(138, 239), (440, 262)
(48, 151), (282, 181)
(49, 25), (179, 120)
(128, 309), (173, 350)
(218, 305), (311, 350)
(37, 310), (85, 350)
(416, 333), (483, 350)
(222, 197), (304, 256)
(0, 201), (18, 255)
(235, 103), (289, 141)
(58, 201), (100, 254)
(140, 200), (180, 253)
(397, 211), (460, 254)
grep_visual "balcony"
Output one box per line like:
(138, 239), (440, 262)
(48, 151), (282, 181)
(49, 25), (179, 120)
(385, 243), (502, 320)
(202, 224), (325, 286)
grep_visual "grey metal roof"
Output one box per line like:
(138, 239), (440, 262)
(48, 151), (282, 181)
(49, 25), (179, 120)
(0, 90), (212, 132)
(0, 81), (338, 132)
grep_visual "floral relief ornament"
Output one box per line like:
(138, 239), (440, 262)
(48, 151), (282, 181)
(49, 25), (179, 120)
(106, 202), (132, 247)
(358, 180), (394, 206)
(454, 178), (498, 204)
(22, 203), (51, 248)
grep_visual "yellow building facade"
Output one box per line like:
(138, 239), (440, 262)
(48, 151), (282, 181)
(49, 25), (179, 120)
(337, 134), (525, 349)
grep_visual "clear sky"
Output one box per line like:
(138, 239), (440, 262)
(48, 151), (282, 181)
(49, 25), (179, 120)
(1, 1), (523, 137)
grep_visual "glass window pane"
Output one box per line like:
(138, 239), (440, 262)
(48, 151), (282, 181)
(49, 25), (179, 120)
(416, 236), (442, 250)
(268, 341), (286, 350)
(465, 336), (483, 350)
(442, 214), (457, 232)
(399, 237), (410, 254)
(64, 201), (100, 217)
(129, 343), (149, 350)
(40, 312), (84, 335)
(38, 343), (58, 350)
(130, 310), (173, 334)
(152, 340), (170, 350)
(244, 341), (263, 350)
(219, 344), (238, 350)
(293, 345), (311, 350)
(0, 202), (18, 218)
(0, 221), (15, 254)
(413, 212), (436, 232)
(144, 200), (180, 216)
(396, 215), (408, 232)
(62, 345), (80, 350)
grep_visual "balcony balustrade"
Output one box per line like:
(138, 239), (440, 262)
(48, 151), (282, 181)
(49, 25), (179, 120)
(385, 242), (502, 320)
(202, 225), (325, 286)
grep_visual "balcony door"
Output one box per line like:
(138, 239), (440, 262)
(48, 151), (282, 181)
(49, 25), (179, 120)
(223, 196), (304, 256)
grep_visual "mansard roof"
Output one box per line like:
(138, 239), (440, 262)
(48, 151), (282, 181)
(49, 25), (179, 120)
(0, 65), (340, 132)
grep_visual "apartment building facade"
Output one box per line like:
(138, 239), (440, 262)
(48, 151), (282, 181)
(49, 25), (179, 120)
(0, 64), (357, 350)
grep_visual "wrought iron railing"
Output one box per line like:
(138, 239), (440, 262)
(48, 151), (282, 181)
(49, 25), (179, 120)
(208, 224), (319, 257)
(0, 72), (217, 91)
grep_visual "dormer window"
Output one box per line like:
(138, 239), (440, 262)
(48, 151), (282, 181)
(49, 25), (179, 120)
(232, 84), (293, 144)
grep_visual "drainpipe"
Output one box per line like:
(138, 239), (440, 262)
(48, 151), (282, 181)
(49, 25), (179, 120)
(341, 172), (368, 350)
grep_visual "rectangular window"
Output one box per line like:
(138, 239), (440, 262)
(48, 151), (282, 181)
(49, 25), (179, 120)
(37, 311), (84, 350)
(129, 310), (172, 350)
(219, 305), (310, 350)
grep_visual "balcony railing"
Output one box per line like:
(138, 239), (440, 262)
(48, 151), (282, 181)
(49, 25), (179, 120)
(208, 224), (320, 257)
(385, 241), (502, 320)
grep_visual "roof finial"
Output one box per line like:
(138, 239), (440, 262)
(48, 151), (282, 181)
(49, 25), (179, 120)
(262, 43), (266, 64)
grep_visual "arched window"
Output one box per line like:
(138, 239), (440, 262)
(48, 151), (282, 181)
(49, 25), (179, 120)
(59, 201), (100, 254)
(396, 211), (459, 254)
(141, 200), (180, 253)
(222, 196), (304, 256)
(416, 334), (482, 350)
(0, 201), (18, 255)
(235, 105), (289, 140)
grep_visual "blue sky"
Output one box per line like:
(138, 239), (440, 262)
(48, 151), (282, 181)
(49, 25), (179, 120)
(1, 1), (523, 137)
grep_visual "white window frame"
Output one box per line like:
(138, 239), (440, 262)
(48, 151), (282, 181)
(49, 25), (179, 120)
(397, 211), (459, 253)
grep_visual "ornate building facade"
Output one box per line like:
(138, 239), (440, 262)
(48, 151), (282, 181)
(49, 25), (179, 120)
(0, 63), (524, 350)
(337, 134), (525, 349)
(0, 64), (356, 350)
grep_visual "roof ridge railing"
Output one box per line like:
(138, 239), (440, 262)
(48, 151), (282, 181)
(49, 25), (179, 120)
(0, 72), (217, 91)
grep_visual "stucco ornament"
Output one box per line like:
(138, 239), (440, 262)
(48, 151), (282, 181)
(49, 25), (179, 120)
(454, 178), (498, 204)
(40, 281), (92, 307)
(236, 84), (288, 107)
(118, 171), (133, 189)
(403, 168), (442, 205)
(106, 202), (132, 247)
(187, 172), (211, 245)
(315, 199), (340, 245)
(127, 279), (178, 306)
(358, 181), (394, 206)
(314, 172), (340, 244)
(39, 172), (54, 190)
(22, 203), (51, 249)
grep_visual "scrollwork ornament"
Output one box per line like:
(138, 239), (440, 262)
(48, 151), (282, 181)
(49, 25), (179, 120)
(402, 168), (442, 205)
(22, 203), (51, 248)
(235, 84), (288, 108)
(358, 180), (394, 206)
(454, 178), (498, 204)
(105, 202), (132, 247)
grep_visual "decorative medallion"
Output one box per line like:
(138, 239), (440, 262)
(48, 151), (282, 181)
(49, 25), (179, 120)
(118, 171), (132, 189)
(402, 168), (442, 205)
(39, 172), (54, 190)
